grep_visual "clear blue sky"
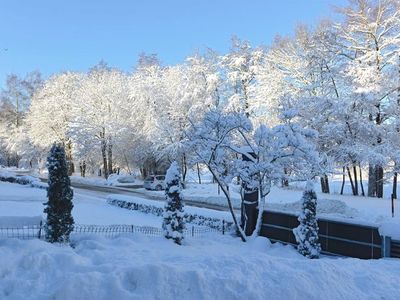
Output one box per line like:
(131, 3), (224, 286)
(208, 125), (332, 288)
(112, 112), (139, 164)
(0, 0), (346, 87)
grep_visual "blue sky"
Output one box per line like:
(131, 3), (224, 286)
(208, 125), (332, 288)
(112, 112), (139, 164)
(0, 0), (346, 87)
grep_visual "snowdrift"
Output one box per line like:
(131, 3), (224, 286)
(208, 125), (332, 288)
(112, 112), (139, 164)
(0, 235), (399, 299)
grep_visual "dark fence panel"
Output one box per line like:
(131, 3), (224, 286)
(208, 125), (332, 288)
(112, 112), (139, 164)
(391, 239), (400, 258)
(260, 209), (383, 259)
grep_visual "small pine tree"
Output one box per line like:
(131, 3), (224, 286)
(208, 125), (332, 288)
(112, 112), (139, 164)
(293, 181), (321, 258)
(162, 161), (185, 245)
(44, 143), (74, 243)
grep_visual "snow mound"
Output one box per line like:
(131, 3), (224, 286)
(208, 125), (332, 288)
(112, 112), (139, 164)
(70, 174), (139, 187)
(0, 235), (399, 299)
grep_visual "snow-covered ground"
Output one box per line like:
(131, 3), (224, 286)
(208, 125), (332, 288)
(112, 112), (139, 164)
(0, 182), (159, 227)
(1, 166), (142, 188)
(2, 166), (400, 238)
(1, 175), (400, 299)
(0, 234), (399, 300)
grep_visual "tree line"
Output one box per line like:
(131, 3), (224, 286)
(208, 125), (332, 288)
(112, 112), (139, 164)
(0, 0), (399, 199)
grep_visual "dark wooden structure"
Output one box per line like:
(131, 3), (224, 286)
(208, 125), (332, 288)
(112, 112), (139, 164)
(260, 209), (384, 259)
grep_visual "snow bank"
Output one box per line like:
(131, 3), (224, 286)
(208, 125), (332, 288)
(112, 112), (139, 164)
(0, 235), (399, 299)
(267, 198), (359, 220)
(0, 169), (47, 190)
(70, 174), (142, 187)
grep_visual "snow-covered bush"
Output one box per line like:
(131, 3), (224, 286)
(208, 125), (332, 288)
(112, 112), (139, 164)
(162, 162), (185, 245)
(293, 181), (321, 258)
(0, 170), (48, 190)
(44, 143), (74, 243)
(107, 196), (233, 231)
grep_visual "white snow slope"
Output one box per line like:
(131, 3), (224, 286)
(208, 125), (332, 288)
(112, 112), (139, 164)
(0, 235), (399, 300)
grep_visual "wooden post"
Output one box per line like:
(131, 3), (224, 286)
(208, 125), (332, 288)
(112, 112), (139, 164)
(382, 236), (391, 258)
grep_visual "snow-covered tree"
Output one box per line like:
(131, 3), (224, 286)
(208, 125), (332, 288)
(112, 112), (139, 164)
(334, 0), (400, 198)
(44, 143), (74, 243)
(222, 37), (264, 119)
(293, 181), (321, 259)
(0, 72), (43, 167)
(27, 72), (82, 174)
(71, 63), (130, 178)
(188, 109), (252, 241)
(188, 109), (319, 240)
(264, 22), (344, 193)
(238, 112), (320, 237)
(162, 161), (185, 245)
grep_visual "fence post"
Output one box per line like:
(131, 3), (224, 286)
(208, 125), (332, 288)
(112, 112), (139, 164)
(131, 225), (134, 233)
(191, 226), (194, 237)
(38, 220), (43, 239)
(222, 220), (225, 235)
(381, 236), (391, 258)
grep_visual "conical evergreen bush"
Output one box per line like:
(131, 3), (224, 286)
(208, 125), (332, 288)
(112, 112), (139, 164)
(293, 181), (321, 258)
(44, 143), (74, 243)
(162, 161), (185, 245)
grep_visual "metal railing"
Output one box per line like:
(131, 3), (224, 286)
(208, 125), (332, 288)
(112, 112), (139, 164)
(0, 222), (224, 240)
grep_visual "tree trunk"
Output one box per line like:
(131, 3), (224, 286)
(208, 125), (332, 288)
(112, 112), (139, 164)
(196, 163), (202, 184)
(140, 167), (147, 179)
(368, 164), (377, 197)
(64, 140), (74, 176)
(393, 172), (398, 200)
(282, 168), (289, 187)
(347, 166), (356, 196)
(320, 177), (326, 193)
(324, 174), (330, 194)
(359, 163), (365, 196)
(107, 136), (113, 176)
(352, 164), (359, 196)
(340, 167), (345, 195)
(376, 165), (384, 198)
(235, 153), (240, 185)
(182, 154), (188, 184)
(100, 130), (108, 179)
(79, 161), (86, 177)
(320, 174), (330, 194)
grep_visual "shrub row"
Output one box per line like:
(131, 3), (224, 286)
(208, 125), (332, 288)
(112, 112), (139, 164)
(107, 198), (234, 231)
(0, 174), (48, 190)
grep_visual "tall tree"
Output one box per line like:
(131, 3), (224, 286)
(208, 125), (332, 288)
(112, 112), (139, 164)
(28, 72), (81, 174)
(335, 0), (400, 197)
(72, 63), (130, 178)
